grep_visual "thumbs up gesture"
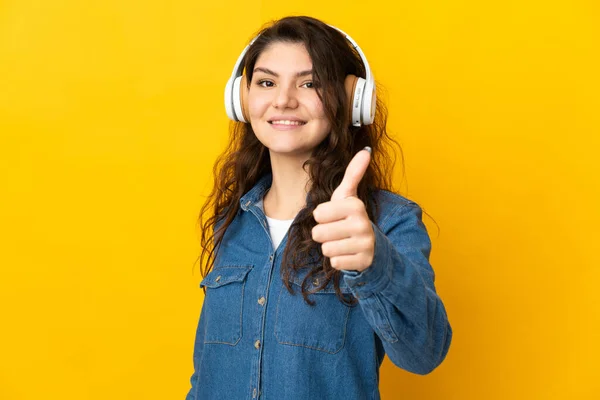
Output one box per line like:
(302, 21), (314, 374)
(311, 147), (375, 273)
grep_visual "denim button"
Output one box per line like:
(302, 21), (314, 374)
(252, 388), (257, 398)
(269, 254), (274, 262)
(254, 339), (261, 349)
(258, 296), (266, 306)
(245, 200), (251, 207)
(312, 278), (320, 286)
(215, 275), (221, 283)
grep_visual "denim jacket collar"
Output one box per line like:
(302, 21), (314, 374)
(239, 173), (273, 213)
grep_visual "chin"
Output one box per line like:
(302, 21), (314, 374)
(254, 126), (328, 157)
(267, 145), (313, 157)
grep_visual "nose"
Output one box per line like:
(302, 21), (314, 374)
(272, 84), (298, 109)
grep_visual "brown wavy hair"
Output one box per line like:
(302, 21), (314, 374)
(196, 16), (403, 306)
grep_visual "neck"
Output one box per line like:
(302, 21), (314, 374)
(263, 151), (311, 220)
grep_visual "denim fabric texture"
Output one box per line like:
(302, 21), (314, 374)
(186, 173), (452, 400)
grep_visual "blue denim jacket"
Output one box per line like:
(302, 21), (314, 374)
(186, 173), (452, 400)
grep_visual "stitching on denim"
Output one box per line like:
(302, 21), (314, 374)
(273, 283), (284, 343)
(372, 295), (399, 343)
(288, 271), (353, 294)
(200, 265), (253, 289)
(203, 267), (251, 346)
(214, 264), (254, 269)
(375, 190), (411, 221)
(238, 278), (245, 344)
(274, 286), (352, 354)
(378, 202), (408, 231)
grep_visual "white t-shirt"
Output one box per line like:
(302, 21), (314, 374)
(265, 215), (294, 251)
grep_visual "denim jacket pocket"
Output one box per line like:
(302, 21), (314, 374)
(274, 273), (354, 354)
(200, 265), (253, 345)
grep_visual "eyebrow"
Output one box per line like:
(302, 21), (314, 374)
(253, 67), (313, 78)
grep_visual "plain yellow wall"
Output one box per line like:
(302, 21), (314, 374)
(1, 0), (598, 399)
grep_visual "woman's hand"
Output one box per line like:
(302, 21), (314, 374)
(311, 148), (375, 273)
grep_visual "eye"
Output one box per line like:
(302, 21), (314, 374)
(257, 79), (274, 88)
(301, 81), (314, 89)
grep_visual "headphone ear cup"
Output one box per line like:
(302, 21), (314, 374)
(345, 74), (366, 127)
(344, 75), (359, 126)
(344, 74), (358, 122)
(232, 75), (250, 122)
(231, 75), (251, 123)
(239, 75), (250, 123)
(232, 76), (244, 122)
(361, 79), (376, 125)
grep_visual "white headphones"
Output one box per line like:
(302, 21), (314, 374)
(224, 25), (376, 127)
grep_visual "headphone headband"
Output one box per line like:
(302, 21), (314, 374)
(329, 26), (373, 87)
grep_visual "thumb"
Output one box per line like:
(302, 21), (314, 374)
(331, 147), (372, 201)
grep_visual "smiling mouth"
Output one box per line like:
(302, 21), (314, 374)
(268, 120), (307, 126)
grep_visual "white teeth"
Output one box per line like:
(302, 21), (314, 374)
(270, 120), (305, 125)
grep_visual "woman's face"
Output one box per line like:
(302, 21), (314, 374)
(247, 41), (331, 158)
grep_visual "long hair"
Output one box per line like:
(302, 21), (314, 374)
(197, 16), (403, 305)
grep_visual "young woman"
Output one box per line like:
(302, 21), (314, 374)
(186, 16), (452, 400)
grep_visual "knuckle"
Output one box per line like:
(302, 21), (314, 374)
(321, 243), (330, 256)
(351, 199), (365, 213)
(311, 226), (320, 241)
(352, 219), (368, 232)
(312, 207), (320, 221)
(330, 257), (339, 269)
(359, 237), (370, 251)
(360, 219), (372, 232)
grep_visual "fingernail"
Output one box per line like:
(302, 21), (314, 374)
(363, 146), (372, 154)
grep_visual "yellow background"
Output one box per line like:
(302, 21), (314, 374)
(1, 0), (598, 398)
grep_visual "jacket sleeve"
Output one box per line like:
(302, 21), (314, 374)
(341, 201), (452, 375)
